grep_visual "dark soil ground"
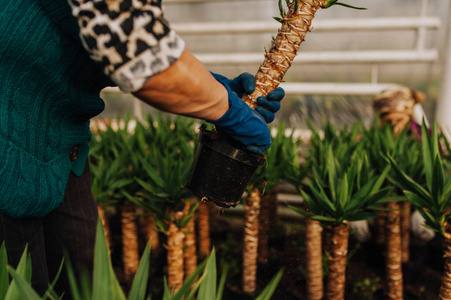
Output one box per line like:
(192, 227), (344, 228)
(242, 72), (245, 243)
(108, 208), (443, 299)
(211, 215), (443, 300)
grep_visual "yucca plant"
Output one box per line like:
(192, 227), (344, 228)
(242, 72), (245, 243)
(90, 124), (134, 254)
(363, 119), (424, 299)
(285, 121), (363, 300)
(89, 116), (141, 284)
(238, 123), (299, 295)
(290, 135), (390, 300)
(242, 0), (365, 107)
(124, 115), (198, 293)
(387, 121), (451, 299)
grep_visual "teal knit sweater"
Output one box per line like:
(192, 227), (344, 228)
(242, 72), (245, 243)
(0, 1), (112, 217)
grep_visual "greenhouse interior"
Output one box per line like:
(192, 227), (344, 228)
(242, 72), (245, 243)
(2, 0), (451, 299)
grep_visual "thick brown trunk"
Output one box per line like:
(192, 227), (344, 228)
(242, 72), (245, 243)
(167, 212), (185, 293)
(97, 205), (112, 254)
(242, 188), (261, 294)
(400, 201), (411, 263)
(120, 201), (139, 282)
(183, 199), (197, 279)
(258, 194), (271, 264)
(385, 201), (403, 300)
(242, 0), (323, 107)
(439, 222), (451, 299)
(306, 218), (324, 300)
(146, 214), (160, 251)
(197, 202), (211, 259)
(326, 221), (349, 300)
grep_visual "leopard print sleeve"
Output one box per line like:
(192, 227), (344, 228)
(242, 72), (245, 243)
(68, 0), (186, 92)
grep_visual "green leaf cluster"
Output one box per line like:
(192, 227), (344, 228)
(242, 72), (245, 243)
(289, 121), (391, 224)
(388, 121), (451, 235)
(364, 117), (424, 191)
(90, 114), (199, 231)
(1, 218), (282, 300)
(130, 115), (197, 220)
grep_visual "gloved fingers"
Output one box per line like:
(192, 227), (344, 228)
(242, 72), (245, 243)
(255, 106), (275, 123)
(245, 144), (270, 154)
(256, 96), (281, 114)
(229, 72), (256, 97)
(266, 87), (285, 102)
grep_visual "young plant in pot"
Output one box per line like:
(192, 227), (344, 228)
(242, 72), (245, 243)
(187, 0), (365, 210)
(364, 119), (424, 299)
(290, 140), (391, 300)
(123, 115), (199, 294)
(89, 116), (142, 284)
(387, 121), (451, 299)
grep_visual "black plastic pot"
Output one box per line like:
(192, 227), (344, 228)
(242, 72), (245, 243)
(186, 127), (266, 208)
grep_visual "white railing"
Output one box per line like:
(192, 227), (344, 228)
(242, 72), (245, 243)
(163, 0), (442, 96)
(104, 0), (444, 113)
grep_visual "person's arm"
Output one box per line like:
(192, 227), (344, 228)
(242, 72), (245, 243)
(69, 0), (280, 153)
(132, 48), (229, 122)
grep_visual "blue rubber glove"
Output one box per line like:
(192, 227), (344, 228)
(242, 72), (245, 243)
(211, 72), (285, 123)
(210, 76), (271, 154)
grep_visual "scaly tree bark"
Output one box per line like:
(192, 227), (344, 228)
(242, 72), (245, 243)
(326, 222), (349, 300)
(183, 199), (198, 279)
(385, 201), (403, 300)
(243, 0), (325, 108)
(145, 213), (160, 251)
(197, 202), (211, 260)
(306, 218), (324, 300)
(242, 188), (261, 294)
(97, 205), (112, 254)
(440, 222), (451, 299)
(400, 201), (411, 263)
(120, 201), (139, 283)
(167, 211), (185, 293)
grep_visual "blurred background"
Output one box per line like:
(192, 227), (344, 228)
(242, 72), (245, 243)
(98, 0), (450, 130)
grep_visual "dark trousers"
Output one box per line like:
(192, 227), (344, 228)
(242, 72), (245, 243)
(0, 162), (98, 297)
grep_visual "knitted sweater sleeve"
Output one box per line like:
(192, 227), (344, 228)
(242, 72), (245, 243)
(68, 0), (186, 93)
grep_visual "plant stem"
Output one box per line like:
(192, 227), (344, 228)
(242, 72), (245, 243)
(97, 205), (112, 255)
(183, 199), (198, 279)
(400, 201), (411, 263)
(243, 0), (323, 108)
(121, 201), (139, 283)
(167, 211), (185, 293)
(197, 202), (211, 259)
(385, 201), (403, 300)
(440, 222), (451, 299)
(326, 221), (349, 300)
(242, 188), (261, 294)
(306, 218), (324, 300)
(147, 214), (160, 251)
